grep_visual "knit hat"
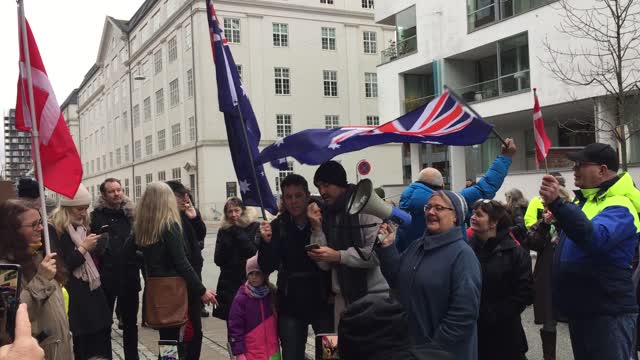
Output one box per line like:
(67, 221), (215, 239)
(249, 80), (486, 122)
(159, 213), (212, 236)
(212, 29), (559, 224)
(59, 184), (91, 207)
(17, 178), (39, 199)
(245, 255), (261, 275)
(314, 160), (348, 188)
(166, 180), (190, 194)
(434, 190), (468, 225)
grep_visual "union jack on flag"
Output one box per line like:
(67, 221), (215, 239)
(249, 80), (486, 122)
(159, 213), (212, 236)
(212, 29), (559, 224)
(257, 90), (494, 169)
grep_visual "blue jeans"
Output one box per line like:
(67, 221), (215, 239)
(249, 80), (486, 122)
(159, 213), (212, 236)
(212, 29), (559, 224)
(279, 314), (334, 360)
(568, 313), (637, 360)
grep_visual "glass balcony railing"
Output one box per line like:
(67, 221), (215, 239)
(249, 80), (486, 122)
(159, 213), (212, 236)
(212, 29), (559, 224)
(455, 70), (530, 102)
(404, 94), (436, 113)
(381, 36), (418, 65)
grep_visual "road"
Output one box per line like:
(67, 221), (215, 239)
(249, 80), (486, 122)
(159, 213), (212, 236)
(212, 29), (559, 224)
(111, 228), (577, 359)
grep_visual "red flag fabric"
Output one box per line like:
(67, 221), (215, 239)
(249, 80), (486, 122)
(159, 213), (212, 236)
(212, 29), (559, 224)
(15, 19), (82, 198)
(533, 91), (552, 164)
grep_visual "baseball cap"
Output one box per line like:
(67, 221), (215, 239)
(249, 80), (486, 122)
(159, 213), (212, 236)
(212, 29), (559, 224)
(567, 143), (619, 172)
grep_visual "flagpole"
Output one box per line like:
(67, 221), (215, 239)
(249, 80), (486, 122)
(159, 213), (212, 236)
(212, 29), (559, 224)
(534, 88), (550, 174)
(235, 105), (268, 220)
(443, 85), (508, 147)
(17, 0), (51, 255)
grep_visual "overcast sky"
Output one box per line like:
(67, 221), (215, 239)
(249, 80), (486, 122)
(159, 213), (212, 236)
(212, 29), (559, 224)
(0, 1), (143, 170)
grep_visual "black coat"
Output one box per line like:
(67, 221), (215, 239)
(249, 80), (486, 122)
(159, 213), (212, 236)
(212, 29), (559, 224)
(179, 210), (206, 274)
(524, 221), (556, 325)
(471, 231), (534, 360)
(90, 200), (134, 297)
(212, 221), (259, 320)
(53, 227), (112, 336)
(258, 213), (332, 320)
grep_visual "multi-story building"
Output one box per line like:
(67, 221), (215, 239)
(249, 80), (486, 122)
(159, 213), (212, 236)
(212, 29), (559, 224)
(73, 0), (400, 216)
(376, 0), (640, 199)
(3, 109), (32, 182)
(61, 89), (80, 150)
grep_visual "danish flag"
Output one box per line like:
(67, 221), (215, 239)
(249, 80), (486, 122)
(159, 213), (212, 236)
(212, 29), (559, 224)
(533, 89), (552, 163)
(15, 19), (82, 198)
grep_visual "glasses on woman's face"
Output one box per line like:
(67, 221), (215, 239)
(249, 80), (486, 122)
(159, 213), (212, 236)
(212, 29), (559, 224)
(424, 204), (454, 213)
(21, 218), (43, 231)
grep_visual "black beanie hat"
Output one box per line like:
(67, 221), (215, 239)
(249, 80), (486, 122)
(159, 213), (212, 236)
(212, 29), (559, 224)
(165, 180), (190, 194)
(17, 178), (40, 199)
(314, 160), (348, 188)
(338, 294), (412, 359)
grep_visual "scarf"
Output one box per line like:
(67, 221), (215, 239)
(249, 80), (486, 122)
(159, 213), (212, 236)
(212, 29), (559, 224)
(67, 224), (101, 290)
(28, 241), (42, 254)
(245, 282), (270, 299)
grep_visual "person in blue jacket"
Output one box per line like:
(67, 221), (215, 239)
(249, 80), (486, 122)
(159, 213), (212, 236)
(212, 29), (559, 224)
(395, 138), (517, 252)
(539, 143), (640, 360)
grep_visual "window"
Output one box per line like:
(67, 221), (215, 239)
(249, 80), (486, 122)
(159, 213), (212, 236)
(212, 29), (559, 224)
(226, 182), (237, 198)
(170, 79), (180, 106)
(97, 157), (101, 171)
(143, 97), (151, 122)
(124, 178), (130, 197)
(276, 162), (294, 193)
(187, 69), (194, 98)
(321, 27), (336, 50)
(362, 0), (374, 8)
(188, 116), (196, 142)
(274, 67), (290, 95)
(276, 114), (292, 138)
(236, 65), (243, 81)
(145, 173), (153, 186)
(122, 111), (127, 129)
(145, 135), (153, 156)
(109, 152), (113, 168)
(155, 89), (164, 115)
(154, 49), (162, 74)
(363, 31), (377, 54)
(172, 167), (182, 181)
(91, 160), (95, 173)
(224, 18), (240, 43)
(166, 0), (176, 16)
(325, 115), (340, 129)
(272, 23), (289, 47)
(366, 115), (380, 126)
(158, 170), (166, 181)
(152, 11), (161, 32)
(134, 140), (142, 160)
(158, 129), (166, 151)
(172, 124), (181, 147)
(133, 105), (140, 127)
(365, 72), (378, 98)
(467, 0), (550, 31)
(124, 145), (130, 162)
(102, 155), (106, 170)
(168, 37), (178, 62)
(320, 0), (334, 3)
(323, 70), (338, 97)
(116, 148), (122, 165)
(184, 23), (192, 50)
(134, 176), (142, 200)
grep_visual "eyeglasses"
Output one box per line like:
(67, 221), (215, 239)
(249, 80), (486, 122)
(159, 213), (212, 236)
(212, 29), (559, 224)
(21, 218), (43, 231)
(424, 204), (454, 213)
(572, 161), (601, 171)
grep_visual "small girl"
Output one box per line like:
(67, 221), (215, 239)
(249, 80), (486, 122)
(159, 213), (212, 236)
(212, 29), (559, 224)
(227, 255), (281, 360)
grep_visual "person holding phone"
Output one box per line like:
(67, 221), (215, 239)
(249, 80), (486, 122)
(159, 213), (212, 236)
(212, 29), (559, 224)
(0, 200), (73, 360)
(0, 304), (45, 360)
(257, 174), (333, 359)
(51, 184), (112, 360)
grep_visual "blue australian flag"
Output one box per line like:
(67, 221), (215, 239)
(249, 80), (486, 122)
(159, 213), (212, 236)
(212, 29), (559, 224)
(207, 0), (277, 214)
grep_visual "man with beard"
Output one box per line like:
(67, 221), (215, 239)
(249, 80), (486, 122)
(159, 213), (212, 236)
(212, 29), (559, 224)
(90, 178), (138, 360)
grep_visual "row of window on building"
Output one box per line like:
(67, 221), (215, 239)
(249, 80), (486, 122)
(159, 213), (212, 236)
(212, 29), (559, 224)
(274, 68), (378, 98)
(319, 0), (375, 8)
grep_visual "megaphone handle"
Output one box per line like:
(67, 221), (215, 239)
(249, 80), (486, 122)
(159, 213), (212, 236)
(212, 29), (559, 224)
(376, 221), (399, 246)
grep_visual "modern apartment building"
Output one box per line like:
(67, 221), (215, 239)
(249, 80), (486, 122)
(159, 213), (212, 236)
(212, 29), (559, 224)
(376, 0), (640, 200)
(73, 0), (400, 217)
(3, 109), (32, 182)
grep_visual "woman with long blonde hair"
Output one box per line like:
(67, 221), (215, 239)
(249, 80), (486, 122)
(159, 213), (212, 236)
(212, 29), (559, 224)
(50, 184), (112, 360)
(134, 182), (216, 358)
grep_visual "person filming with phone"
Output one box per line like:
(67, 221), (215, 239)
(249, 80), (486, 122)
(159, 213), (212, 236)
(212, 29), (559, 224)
(257, 174), (333, 359)
(0, 200), (73, 359)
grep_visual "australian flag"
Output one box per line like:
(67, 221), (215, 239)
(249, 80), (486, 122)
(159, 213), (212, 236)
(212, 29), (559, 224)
(207, 0), (277, 214)
(257, 90), (494, 169)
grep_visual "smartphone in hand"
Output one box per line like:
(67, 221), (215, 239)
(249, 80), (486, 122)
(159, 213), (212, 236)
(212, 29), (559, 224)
(305, 244), (320, 251)
(0, 264), (22, 344)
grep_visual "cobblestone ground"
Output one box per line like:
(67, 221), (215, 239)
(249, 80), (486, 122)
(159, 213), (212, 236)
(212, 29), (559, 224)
(110, 224), (585, 359)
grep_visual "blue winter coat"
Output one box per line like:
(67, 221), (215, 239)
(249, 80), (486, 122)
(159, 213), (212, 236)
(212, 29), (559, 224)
(377, 227), (482, 360)
(395, 155), (512, 252)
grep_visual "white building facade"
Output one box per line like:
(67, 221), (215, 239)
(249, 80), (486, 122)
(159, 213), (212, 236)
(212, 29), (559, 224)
(75, 0), (400, 217)
(376, 0), (640, 201)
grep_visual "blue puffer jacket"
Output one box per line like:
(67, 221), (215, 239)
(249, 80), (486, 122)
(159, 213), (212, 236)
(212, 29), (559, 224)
(396, 155), (512, 252)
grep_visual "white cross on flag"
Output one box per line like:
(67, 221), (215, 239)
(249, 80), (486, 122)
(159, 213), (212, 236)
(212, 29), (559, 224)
(15, 19), (82, 198)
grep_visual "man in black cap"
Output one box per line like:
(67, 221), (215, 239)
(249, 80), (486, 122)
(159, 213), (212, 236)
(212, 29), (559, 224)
(539, 142), (640, 360)
(307, 160), (389, 330)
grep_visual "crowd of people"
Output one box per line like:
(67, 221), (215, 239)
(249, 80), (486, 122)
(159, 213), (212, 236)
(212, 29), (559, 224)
(0, 140), (639, 360)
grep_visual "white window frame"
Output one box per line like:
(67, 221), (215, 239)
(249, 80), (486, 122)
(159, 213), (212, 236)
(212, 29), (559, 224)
(276, 114), (292, 138)
(188, 116), (196, 142)
(168, 37), (178, 62)
(145, 135), (153, 156)
(272, 23), (289, 47)
(184, 23), (192, 50)
(134, 140), (142, 160)
(365, 72), (378, 98)
(172, 123), (181, 147)
(362, 0), (374, 9)
(325, 115), (340, 129)
(172, 167), (182, 181)
(158, 170), (166, 181)
(169, 79), (180, 107)
(321, 27), (336, 50)
(223, 18), (241, 43)
(323, 70), (338, 97)
(154, 49), (163, 74)
(158, 129), (166, 151)
(363, 31), (377, 54)
(274, 67), (290, 95)
(187, 69), (194, 98)
(155, 88), (164, 115)
(366, 115), (380, 126)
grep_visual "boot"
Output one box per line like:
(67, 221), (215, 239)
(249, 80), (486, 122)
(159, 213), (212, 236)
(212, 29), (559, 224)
(540, 329), (556, 360)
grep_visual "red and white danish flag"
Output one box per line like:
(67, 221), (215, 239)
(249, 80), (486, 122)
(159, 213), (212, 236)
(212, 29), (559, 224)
(533, 89), (552, 164)
(15, 19), (82, 198)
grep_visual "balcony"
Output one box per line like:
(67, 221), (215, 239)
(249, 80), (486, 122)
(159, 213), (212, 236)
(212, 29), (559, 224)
(456, 70), (530, 102)
(467, 0), (556, 32)
(405, 94), (437, 112)
(381, 36), (418, 65)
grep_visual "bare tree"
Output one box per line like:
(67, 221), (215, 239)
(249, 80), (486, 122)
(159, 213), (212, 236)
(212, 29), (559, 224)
(541, 0), (640, 171)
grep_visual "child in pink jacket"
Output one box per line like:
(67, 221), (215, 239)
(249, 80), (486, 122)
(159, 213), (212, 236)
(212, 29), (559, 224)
(227, 255), (281, 360)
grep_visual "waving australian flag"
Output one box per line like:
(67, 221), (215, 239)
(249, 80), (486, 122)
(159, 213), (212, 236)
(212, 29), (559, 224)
(257, 90), (494, 169)
(207, 0), (277, 213)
